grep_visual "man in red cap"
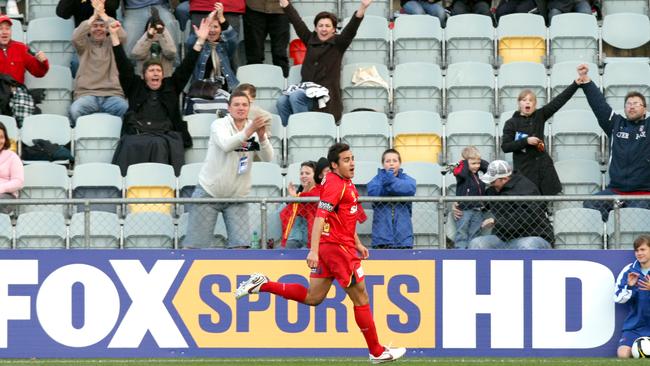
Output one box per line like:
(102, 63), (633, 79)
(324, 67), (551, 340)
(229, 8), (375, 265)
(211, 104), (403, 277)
(0, 15), (49, 84)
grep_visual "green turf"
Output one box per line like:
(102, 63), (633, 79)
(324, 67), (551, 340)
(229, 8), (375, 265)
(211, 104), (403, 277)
(0, 359), (647, 366)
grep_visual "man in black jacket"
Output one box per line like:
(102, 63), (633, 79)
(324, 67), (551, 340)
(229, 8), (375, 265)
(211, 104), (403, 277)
(468, 160), (554, 249)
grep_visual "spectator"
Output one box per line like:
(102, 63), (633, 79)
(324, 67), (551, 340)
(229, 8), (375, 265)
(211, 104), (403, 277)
(451, 0), (491, 17)
(400, 0), (447, 27)
(122, 0), (179, 56)
(131, 12), (178, 77)
(577, 63), (650, 221)
(452, 146), (490, 249)
(501, 80), (580, 195)
(495, 0), (539, 22)
(109, 16), (208, 175)
(276, 0), (372, 126)
(235, 83), (274, 128)
(367, 148), (416, 249)
(181, 90), (273, 248)
(547, 0), (591, 21)
(614, 234), (650, 359)
(280, 160), (320, 248)
(189, 0), (244, 69)
(467, 160), (553, 249)
(69, 10), (128, 126)
(244, 0), (290, 77)
(0, 121), (22, 214)
(315, 156), (330, 184)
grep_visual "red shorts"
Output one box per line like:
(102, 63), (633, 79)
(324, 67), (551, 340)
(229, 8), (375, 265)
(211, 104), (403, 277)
(310, 243), (364, 288)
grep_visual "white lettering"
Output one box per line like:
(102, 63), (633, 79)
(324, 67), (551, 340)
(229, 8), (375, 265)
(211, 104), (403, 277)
(0, 260), (38, 348)
(36, 264), (120, 347)
(108, 260), (187, 348)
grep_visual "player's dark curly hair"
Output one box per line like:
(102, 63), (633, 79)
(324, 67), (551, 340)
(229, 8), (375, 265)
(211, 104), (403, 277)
(327, 143), (350, 167)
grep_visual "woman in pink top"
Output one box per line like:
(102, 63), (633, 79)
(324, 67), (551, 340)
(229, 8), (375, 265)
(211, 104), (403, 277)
(0, 122), (23, 214)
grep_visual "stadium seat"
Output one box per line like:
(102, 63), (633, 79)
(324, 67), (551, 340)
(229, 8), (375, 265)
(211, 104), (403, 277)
(74, 113), (122, 165)
(177, 211), (228, 248)
(497, 13), (547, 64)
(125, 163), (176, 215)
(356, 208), (373, 244)
(498, 62), (547, 115)
(183, 113), (215, 164)
(123, 212), (175, 249)
(268, 114), (285, 166)
(444, 14), (495, 65)
(555, 159), (603, 196)
(0, 213), (12, 248)
(21, 114), (72, 165)
(548, 13), (599, 65)
(286, 112), (336, 165)
(0, 115), (19, 152)
(177, 162), (203, 217)
(445, 62), (495, 115)
(24, 65), (73, 117)
(250, 162), (283, 197)
(401, 161), (443, 197)
(69, 211), (121, 249)
(602, 0), (648, 17)
(553, 207), (604, 249)
(287, 64), (302, 86)
(20, 162), (70, 216)
(342, 15), (390, 66)
(27, 0), (59, 20)
(16, 211), (66, 249)
(71, 163), (122, 214)
(412, 207), (440, 248)
(341, 63), (391, 114)
(11, 18), (23, 42)
(393, 15), (443, 66)
(550, 110), (603, 162)
(341, 0), (389, 18)
(26, 17), (74, 65)
(603, 61), (650, 110)
(340, 111), (390, 162)
(292, 0), (337, 17)
(607, 207), (650, 249)
(446, 111), (497, 164)
(236, 64), (285, 114)
(392, 62), (443, 114)
(549, 61), (600, 112)
(392, 111), (443, 164)
(601, 13), (650, 60)
(352, 160), (381, 198)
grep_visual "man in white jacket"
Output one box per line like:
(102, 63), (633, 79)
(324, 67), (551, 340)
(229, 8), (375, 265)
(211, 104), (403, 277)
(182, 90), (274, 248)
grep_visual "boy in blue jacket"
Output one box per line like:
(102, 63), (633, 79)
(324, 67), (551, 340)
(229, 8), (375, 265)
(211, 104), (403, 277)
(614, 234), (650, 358)
(452, 146), (490, 248)
(367, 149), (416, 248)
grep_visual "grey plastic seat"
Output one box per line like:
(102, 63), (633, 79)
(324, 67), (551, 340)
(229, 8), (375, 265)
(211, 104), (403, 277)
(250, 162), (283, 197)
(269, 113), (285, 166)
(287, 64), (302, 86)
(550, 110), (603, 162)
(27, 0), (59, 19)
(352, 160), (381, 198)
(602, 0), (648, 17)
(392, 111), (443, 164)
(236, 64), (285, 114)
(20, 163), (69, 216)
(71, 163), (122, 214)
(603, 61), (650, 110)
(124, 212), (174, 248)
(607, 207), (650, 249)
(341, 0), (389, 18)
(340, 111), (390, 162)
(549, 13), (599, 65)
(183, 113), (215, 164)
(291, 0), (337, 17)
(553, 208), (604, 249)
(446, 111), (497, 164)
(445, 14), (495, 65)
(125, 163), (176, 216)
(555, 159), (603, 195)
(21, 114), (72, 165)
(74, 113), (122, 164)
(287, 112), (336, 164)
(550, 61), (600, 111)
(393, 15), (442, 66)
(498, 62), (547, 114)
(602, 14), (650, 60)
(393, 62), (442, 114)
(412, 207), (439, 248)
(69, 211), (121, 249)
(401, 161), (443, 197)
(26, 17), (74, 65)
(16, 211), (66, 249)
(0, 214), (12, 248)
(11, 18), (24, 42)
(343, 15), (390, 66)
(24, 65), (73, 116)
(445, 62), (495, 115)
(341, 63), (391, 114)
(178, 162), (204, 198)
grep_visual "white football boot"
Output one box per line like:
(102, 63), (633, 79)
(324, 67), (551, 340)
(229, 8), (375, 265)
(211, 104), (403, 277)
(369, 346), (407, 364)
(234, 272), (269, 299)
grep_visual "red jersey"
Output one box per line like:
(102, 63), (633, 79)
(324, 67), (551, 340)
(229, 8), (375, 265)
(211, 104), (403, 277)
(315, 172), (365, 249)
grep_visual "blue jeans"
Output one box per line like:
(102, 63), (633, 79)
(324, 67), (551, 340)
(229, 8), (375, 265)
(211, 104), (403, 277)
(276, 89), (314, 126)
(583, 188), (650, 222)
(548, 0), (591, 20)
(69, 96), (128, 126)
(401, 1), (448, 26)
(123, 4), (179, 57)
(454, 209), (485, 249)
(174, 1), (190, 31)
(181, 184), (250, 248)
(468, 235), (551, 249)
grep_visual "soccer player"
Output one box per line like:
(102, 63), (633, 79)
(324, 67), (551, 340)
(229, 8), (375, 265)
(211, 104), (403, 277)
(235, 143), (407, 364)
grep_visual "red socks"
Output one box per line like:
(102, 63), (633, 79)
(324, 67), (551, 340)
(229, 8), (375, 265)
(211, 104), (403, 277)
(354, 304), (384, 357)
(260, 281), (308, 303)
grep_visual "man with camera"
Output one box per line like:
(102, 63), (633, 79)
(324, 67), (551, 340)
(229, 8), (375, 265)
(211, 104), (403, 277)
(131, 7), (177, 77)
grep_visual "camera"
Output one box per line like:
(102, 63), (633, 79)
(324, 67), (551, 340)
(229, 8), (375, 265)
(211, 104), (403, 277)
(440, 162), (459, 175)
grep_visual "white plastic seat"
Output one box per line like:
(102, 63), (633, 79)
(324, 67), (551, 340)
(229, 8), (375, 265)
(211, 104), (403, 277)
(549, 61), (600, 112)
(445, 62), (495, 115)
(124, 212), (175, 248)
(343, 15), (390, 66)
(183, 113), (215, 164)
(27, 0), (59, 19)
(445, 14), (495, 65)
(287, 64), (302, 86)
(352, 160), (381, 198)
(71, 162), (122, 214)
(340, 111), (390, 162)
(69, 211), (121, 249)
(553, 208), (604, 249)
(555, 159), (603, 195)
(26, 17), (74, 65)
(412, 207), (439, 248)
(401, 161), (443, 197)
(0, 214), (12, 248)
(393, 62), (442, 114)
(549, 13), (599, 65)
(21, 114), (73, 165)
(20, 163), (69, 216)
(177, 162), (204, 217)
(24, 65), (73, 116)
(250, 162), (283, 197)
(601, 14), (650, 60)
(603, 62), (650, 110)
(602, 0), (648, 17)
(268, 114), (285, 166)
(550, 110), (603, 162)
(446, 111), (497, 164)
(16, 211), (66, 249)
(286, 112), (336, 165)
(341, 0), (389, 18)
(393, 15), (442, 66)
(74, 113), (122, 164)
(498, 62), (547, 114)
(607, 207), (650, 249)
(291, 0), (337, 16)
(11, 18), (24, 42)
(341, 63), (391, 114)
(236, 64), (285, 114)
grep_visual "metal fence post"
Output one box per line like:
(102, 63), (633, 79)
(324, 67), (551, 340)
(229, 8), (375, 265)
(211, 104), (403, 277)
(614, 199), (621, 249)
(260, 200), (268, 249)
(438, 197), (446, 249)
(84, 200), (90, 249)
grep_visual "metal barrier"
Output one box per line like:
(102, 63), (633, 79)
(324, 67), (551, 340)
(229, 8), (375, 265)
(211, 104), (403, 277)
(1, 195), (649, 249)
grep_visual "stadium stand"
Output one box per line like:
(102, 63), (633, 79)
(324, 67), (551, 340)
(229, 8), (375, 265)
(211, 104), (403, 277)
(548, 13), (599, 65)
(286, 112), (336, 165)
(16, 211), (66, 248)
(549, 61), (600, 111)
(20, 114), (72, 165)
(497, 61), (547, 114)
(550, 109), (603, 162)
(236, 64), (286, 114)
(340, 62), (391, 114)
(71, 162), (122, 214)
(607, 207), (650, 249)
(183, 113), (215, 164)
(20, 162), (69, 215)
(392, 62), (442, 115)
(339, 110), (390, 162)
(124, 163), (176, 215)
(24, 64), (73, 117)
(74, 113), (122, 165)
(445, 61), (495, 115)
(553, 207), (604, 249)
(342, 15), (390, 66)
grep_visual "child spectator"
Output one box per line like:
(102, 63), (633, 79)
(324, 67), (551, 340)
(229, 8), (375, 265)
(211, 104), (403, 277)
(452, 146), (489, 249)
(367, 148), (416, 249)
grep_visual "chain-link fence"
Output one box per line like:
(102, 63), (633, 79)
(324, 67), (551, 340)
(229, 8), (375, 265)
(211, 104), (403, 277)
(1, 195), (649, 249)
